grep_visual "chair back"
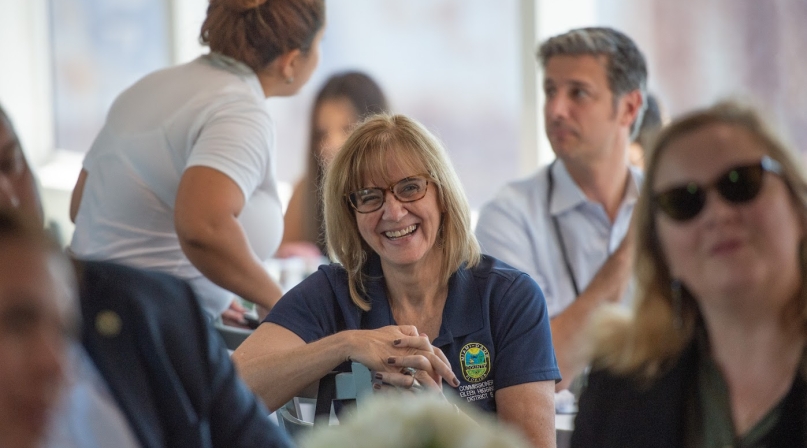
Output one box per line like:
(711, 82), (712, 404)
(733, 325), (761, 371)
(213, 321), (253, 351)
(335, 362), (372, 402)
(276, 399), (314, 439)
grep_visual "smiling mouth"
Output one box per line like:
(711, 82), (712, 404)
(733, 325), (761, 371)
(384, 224), (418, 239)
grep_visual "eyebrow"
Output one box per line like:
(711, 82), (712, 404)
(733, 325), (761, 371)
(544, 78), (593, 89)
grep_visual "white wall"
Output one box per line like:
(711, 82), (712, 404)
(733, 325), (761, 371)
(0, 0), (53, 166)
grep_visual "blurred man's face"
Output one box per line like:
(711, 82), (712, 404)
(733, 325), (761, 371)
(0, 240), (69, 448)
(0, 116), (43, 222)
(543, 54), (628, 165)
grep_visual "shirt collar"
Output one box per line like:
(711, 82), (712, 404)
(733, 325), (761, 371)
(548, 159), (588, 216)
(202, 52), (265, 99)
(360, 254), (483, 345)
(548, 159), (644, 216)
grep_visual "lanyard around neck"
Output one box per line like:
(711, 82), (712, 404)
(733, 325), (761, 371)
(547, 160), (581, 297)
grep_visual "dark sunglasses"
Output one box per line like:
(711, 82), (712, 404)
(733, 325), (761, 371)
(653, 156), (783, 222)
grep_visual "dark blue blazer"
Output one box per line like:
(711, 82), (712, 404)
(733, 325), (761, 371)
(78, 261), (292, 448)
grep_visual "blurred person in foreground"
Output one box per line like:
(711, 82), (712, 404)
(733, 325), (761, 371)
(0, 104), (292, 447)
(572, 102), (807, 447)
(234, 114), (560, 446)
(278, 71), (388, 259)
(301, 393), (531, 448)
(69, 0), (326, 325)
(475, 27), (647, 391)
(0, 211), (74, 448)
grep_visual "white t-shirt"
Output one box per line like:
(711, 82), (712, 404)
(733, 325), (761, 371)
(71, 53), (283, 317)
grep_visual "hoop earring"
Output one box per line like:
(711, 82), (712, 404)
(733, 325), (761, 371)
(671, 278), (683, 330)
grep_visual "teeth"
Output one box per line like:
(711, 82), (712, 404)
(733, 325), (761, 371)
(385, 225), (417, 239)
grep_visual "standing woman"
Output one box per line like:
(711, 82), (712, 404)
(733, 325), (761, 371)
(69, 0), (326, 325)
(278, 71), (388, 258)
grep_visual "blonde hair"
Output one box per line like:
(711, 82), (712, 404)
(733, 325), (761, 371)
(592, 101), (807, 379)
(322, 114), (481, 310)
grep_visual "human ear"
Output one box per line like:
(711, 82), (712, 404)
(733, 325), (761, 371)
(277, 49), (303, 82)
(619, 90), (644, 128)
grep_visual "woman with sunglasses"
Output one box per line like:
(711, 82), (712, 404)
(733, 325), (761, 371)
(234, 114), (560, 446)
(572, 102), (807, 447)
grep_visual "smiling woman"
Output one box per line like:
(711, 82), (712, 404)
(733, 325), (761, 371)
(233, 114), (561, 447)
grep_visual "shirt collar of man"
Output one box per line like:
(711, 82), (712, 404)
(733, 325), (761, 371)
(548, 158), (642, 217)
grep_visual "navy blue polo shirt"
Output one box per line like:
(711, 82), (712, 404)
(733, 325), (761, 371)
(266, 254), (560, 413)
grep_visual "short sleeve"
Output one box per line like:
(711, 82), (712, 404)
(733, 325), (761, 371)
(476, 197), (542, 283)
(186, 98), (273, 201)
(491, 272), (561, 389)
(265, 269), (343, 343)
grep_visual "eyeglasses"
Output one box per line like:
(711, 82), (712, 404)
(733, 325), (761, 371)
(346, 174), (431, 214)
(653, 156), (783, 222)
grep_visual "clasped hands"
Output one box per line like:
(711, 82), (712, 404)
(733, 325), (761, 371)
(348, 325), (460, 395)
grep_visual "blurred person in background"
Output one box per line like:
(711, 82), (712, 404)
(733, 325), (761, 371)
(573, 102), (807, 447)
(235, 114), (560, 447)
(278, 71), (388, 259)
(0, 211), (73, 448)
(1, 103), (292, 447)
(475, 27), (647, 391)
(628, 93), (663, 170)
(69, 0), (326, 326)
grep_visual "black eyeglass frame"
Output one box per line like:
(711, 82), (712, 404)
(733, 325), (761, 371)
(345, 173), (432, 214)
(653, 155), (783, 222)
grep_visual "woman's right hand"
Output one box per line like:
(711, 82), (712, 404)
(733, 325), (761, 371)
(221, 299), (249, 328)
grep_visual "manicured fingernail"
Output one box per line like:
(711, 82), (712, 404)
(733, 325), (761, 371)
(387, 357), (396, 364)
(373, 383), (381, 390)
(452, 378), (460, 387)
(393, 339), (401, 345)
(374, 372), (383, 380)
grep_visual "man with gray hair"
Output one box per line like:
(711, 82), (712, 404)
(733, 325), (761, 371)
(476, 27), (647, 391)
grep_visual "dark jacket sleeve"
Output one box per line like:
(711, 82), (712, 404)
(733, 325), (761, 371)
(569, 369), (610, 448)
(79, 261), (292, 448)
(570, 348), (697, 448)
(203, 314), (292, 448)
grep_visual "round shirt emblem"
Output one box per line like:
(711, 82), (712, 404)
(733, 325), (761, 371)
(459, 342), (491, 383)
(95, 310), (122, 338)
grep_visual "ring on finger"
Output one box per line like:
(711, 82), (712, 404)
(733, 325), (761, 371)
(401, 366), (417, 376)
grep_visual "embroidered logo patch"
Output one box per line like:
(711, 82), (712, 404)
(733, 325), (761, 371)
(459, 342), (491, 383)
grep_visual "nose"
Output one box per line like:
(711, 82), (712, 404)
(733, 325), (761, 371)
(545, 93), (571, 121)
(701, 188), (740, 225)
(0, 175), (21, 210)
(381, 190), (408, 221)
